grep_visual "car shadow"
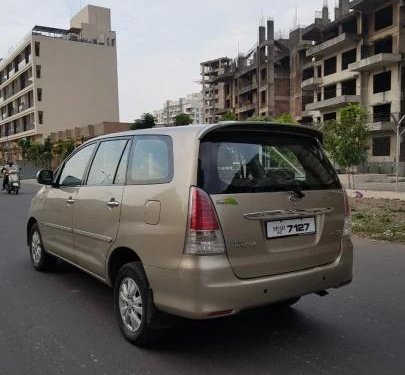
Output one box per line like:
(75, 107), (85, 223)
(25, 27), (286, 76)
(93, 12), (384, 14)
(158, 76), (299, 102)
(39, 260), (340, 363)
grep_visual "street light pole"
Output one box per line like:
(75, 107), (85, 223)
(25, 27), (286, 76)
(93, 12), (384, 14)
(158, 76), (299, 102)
(392, 114), (405, 192)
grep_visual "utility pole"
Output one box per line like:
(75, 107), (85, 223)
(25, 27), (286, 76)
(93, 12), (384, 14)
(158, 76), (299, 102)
(391, 113), (405, 192)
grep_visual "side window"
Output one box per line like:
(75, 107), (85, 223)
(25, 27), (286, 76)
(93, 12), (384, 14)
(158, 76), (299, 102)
(59, 143), (96, 186)
(87, 139), (128, 186)
(128, 136), (173, 184)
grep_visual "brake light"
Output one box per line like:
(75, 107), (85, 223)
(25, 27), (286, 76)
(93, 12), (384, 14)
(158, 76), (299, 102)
(184, 187), (225, 255)
(342, 189), (352, 237)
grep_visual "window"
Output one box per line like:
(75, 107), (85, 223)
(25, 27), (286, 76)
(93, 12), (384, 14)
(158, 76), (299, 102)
(373, 71), (391, 93)
(37, 88), (42, 102)
(324, 56), (337, 76)
(374, 36), (393, 54)
(128, 136), (173, 184)
(87, 139), (128, 185)
(372, 137), (391, 156)
(324, 84), (337, 100)
(261, 90), (266, 104)
(375, 5), (393, 31)
(36, 65), (41, 79)
(341, 79), (357, 95)
(323, 112), (336, 122)
(59, 143), (96, 186)
(302, 67), (314, 81)
(341, 49), (357, 70)
(35, 42), (40, 57)
(261, 68), (267, 81)
(317, 91), (322, 102)
(198, 131), (340, 195)
(317, 65), (322, 78)
(38, 111), (43, 124)
(342, 18), (358, 34)
(373, 104), (391, 122)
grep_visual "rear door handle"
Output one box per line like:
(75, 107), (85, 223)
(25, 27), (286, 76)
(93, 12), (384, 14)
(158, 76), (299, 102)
(107, 198), (119, 208)
(66, 197), (75, 205)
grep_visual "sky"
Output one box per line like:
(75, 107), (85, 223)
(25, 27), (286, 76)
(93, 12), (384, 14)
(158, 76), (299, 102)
(0, 0), (332, 122)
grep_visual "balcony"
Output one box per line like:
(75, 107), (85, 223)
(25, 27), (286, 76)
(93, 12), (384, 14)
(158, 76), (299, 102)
(368, 121), (395, 132)
(349, 53), (401, 72)
(236, 102), (257, 113)
(239, 82), (257, 94)
(301, 77), (322, 90)
(306, 33), (361, 57)
(305, 95), (361, 112)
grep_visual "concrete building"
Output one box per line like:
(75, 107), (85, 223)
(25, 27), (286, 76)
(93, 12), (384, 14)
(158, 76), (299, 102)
(0, 5), (119, 162)
(200, 0), (405, 174)
(153, 92), (203, 125)
(49, 121), (132, 145)
(200, 20), (314, 123)
(301, 0), (405, 173)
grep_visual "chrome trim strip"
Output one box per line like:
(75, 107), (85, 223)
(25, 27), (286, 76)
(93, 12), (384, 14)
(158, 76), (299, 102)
(72, 228), (112, 243)
(41, 222), (72, 233)
(243, 207), (335, 220)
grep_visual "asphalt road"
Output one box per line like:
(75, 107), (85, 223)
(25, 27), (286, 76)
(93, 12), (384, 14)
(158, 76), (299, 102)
(1, 182), (405, 375)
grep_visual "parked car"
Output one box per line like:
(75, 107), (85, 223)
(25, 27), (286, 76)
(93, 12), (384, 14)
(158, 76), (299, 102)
(27, 122), (353, 346)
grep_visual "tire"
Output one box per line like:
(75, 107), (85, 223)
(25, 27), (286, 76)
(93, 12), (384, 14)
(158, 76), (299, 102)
(114, 262), (158, 346)
(7, 188), (10, 194)
(15, 188), (19, 195)
(29, 223), (56, 271)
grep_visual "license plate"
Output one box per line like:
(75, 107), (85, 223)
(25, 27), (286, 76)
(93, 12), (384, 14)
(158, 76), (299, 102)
(12, 182), (19, 187)
(266, 217), (316, 239)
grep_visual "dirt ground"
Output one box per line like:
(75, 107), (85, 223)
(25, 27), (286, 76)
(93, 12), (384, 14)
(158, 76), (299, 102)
(350, 197), (405, 242)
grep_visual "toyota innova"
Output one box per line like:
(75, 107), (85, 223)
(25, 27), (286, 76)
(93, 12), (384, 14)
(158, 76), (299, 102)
(28, 122), (353, 345)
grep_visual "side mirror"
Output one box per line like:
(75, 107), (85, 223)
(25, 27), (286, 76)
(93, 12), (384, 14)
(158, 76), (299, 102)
(36, 169), (54, 186)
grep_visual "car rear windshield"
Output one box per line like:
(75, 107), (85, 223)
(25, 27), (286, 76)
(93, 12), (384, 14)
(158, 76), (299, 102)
(198, 130), (341, 194)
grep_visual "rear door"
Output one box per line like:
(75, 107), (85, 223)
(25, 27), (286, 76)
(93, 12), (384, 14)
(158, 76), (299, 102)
(198, 128), (344, 279)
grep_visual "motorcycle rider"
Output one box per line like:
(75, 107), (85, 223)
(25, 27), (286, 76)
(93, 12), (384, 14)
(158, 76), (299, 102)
(1, 161), (14, 190)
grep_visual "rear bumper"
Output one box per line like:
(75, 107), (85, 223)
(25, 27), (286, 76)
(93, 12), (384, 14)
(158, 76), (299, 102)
(145, 238), (353, 319)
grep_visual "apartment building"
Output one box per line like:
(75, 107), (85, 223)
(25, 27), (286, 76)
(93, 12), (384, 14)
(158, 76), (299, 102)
(0, 5), (119, 162)
(153, 92), (203, 125)
(302, 0), (405, 173)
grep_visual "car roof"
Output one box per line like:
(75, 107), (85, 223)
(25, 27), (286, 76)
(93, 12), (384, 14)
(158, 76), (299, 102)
(88, 122), (323, 144)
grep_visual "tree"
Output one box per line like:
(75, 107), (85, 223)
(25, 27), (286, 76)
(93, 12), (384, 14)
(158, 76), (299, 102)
(174, 113), (193, 126)
(53, 139), (75, 162)
(275, 113), (297, 124)
(247, 115), (273, 122)
(220, 111), (237, 121)
(322, 104), (369, 189)
(18, 138), (32, 159)
(130, 113), (156, 130)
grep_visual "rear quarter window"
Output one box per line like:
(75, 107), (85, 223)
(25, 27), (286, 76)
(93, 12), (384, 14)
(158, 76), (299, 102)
(127, 135), (173, 185)
(198, 131), (340, 194)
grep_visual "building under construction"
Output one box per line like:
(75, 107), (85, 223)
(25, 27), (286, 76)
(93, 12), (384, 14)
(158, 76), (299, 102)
(200, 0), (405, 175)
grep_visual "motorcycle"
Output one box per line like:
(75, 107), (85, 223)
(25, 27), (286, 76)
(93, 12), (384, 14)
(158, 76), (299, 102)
(6, 170), (20, 195)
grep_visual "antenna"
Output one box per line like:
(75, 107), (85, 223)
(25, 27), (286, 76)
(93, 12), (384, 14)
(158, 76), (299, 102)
(293, 4), (298, 29)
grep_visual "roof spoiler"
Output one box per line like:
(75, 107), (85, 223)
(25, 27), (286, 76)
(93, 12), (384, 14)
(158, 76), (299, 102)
(199, 122), (323, 144)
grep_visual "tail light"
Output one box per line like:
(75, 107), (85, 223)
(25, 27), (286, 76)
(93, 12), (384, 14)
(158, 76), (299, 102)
(342, 189), (352, 237)
(184, 187), (225, 255)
